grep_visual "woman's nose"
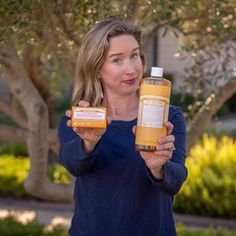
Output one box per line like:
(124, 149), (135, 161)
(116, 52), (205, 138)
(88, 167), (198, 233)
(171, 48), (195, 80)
(125, 61), (135, 74)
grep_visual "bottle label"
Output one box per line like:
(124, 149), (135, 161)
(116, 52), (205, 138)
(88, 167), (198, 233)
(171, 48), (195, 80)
(137, 96), (169, 128)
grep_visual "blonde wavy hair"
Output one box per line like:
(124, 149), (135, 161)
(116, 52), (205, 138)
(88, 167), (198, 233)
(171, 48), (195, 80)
(72, 18), (145, 106)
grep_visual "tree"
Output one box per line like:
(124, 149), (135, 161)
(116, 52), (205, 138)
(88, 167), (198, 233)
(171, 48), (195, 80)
(0, 0), (236, 202)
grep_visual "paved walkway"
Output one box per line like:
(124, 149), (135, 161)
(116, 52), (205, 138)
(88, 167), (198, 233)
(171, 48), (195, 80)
(1, 198), (236, 230)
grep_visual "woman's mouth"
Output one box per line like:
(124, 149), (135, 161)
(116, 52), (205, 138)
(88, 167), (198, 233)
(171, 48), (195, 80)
(122, 79), (136, 84)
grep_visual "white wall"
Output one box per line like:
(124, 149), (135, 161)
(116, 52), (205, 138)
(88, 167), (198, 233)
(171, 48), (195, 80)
(157, 28), (187, 89)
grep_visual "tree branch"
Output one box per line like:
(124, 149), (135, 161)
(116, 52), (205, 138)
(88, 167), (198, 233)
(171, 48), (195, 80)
(126, 0), (140, 24)
(186, 76), (236, 152)
(54, 0), (81, 46)
(0, 52), (11, 67)
(22, 45), (55, 127)
(0, 93), (10, 115)
(0, 124), (58, 151)
(0, 124), (27, 143)
(0, 90), (27, 128)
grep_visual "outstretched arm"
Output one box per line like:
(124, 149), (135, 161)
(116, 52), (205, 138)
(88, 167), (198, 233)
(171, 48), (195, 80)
(58, 101), (105, 177)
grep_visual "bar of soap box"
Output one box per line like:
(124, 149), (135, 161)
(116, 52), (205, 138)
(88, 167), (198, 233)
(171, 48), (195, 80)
(71, 106), (107, 129)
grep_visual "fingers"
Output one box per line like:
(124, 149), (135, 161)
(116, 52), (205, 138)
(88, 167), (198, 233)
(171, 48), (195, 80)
(154, 150), (172, 157)
(164, 121), (174, 135)
(158, 135), (175, 145)
(67, 119), (72, 127)
(145, 158), (162, 170)
(157, 137), (175, 151)
(146, 156), (169, 170)
(156, 122), (175, 152)
(65, 110), (72, 118)
(78, 100), (90, 107)
(140, 151), (170, 172)
(93, 127), (106, 137)
(132, 126), (136, 135)
(140, 151), (151, 161)
(66, 109), (72, 127)
(66, 100), (90, 127)
(72, 127), (80, 134)
(140, 150), (172, 162)
(107, 117), (112, 125)
(138, 123), (176, 171)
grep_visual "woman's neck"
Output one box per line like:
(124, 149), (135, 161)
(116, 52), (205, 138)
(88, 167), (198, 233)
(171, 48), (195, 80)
(103, 93), (139, 121)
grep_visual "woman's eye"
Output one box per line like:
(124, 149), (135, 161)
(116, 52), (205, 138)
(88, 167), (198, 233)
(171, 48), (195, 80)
(131, 52), (139, 59)
(113, 58), (122, 64)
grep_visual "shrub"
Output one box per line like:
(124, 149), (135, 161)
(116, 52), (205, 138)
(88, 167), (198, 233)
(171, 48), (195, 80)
(48, 164), (71, 185)
(1, 216), (236, 236)
(0, 155), (71, 198)
(171, 91), (195, 113)
(0, 143), (28, 156)
(177, 224), (236, 236)
(0, 155), (30, 198)
(0, 216), (68, 236)
(0, 216), (45, 236)
(174, 134), (236, 219)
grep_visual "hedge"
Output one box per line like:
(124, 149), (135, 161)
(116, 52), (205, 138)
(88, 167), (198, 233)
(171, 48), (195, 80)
(174, 134), (236, 219)
(1, 216), (236, 236)
(0, 216), (68, 236)
(177, 224), (236, 236)
(0, 155), (71, 198)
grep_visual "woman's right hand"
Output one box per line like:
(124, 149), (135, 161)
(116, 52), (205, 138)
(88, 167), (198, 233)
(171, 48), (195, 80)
(66, 100), (106, 153)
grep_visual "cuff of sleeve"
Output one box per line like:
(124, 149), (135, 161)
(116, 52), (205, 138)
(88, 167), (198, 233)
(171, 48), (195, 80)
(73, 137), (101, 161)
(145, 161), (172, 188)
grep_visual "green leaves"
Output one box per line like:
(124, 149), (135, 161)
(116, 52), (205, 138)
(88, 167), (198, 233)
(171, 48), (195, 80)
(0, 216), (68, 236)
(0, 0), (32, 41)
(0, 155), (71, 198)
(174, 134), (236, 219)
(0, 0), (31, 13)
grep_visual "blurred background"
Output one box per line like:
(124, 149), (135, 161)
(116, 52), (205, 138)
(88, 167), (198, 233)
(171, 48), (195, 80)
(0, 0), (236, 235)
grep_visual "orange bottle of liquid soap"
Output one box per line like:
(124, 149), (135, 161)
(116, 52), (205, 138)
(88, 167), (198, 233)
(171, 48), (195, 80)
(135, 67), (171, 152)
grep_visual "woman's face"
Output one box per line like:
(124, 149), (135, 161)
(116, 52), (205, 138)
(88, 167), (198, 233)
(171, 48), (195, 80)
(99, 34), (143, 98)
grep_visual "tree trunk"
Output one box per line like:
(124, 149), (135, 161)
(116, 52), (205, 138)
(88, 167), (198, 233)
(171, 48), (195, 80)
(22, 45), (55, 128)
(0, 41), (73, 202)
(0, 92), (28, 128)
(186, 77), (236, 153)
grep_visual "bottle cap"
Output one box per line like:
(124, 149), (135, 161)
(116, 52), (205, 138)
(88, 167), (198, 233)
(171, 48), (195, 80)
(151, 67), (163, 77)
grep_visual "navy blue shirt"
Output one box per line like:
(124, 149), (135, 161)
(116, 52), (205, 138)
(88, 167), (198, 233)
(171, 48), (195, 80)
(58, 106), (187, 236)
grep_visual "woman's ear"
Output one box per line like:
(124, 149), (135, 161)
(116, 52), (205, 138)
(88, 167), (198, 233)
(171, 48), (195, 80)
(97, 71), (102, 80)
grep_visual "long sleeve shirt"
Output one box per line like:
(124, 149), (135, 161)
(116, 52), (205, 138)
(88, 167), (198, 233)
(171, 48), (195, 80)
(58, 106), (188, 236)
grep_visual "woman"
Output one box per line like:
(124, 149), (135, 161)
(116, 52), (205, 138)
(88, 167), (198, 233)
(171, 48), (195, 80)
(58, 18), (187, 236)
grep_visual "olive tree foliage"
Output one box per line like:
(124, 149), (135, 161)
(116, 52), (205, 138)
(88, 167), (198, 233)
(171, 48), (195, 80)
(0, 0), (235, 202)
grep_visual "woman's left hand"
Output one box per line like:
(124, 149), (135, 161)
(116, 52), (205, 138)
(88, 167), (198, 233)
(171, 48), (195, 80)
(133, 121), (175, 180)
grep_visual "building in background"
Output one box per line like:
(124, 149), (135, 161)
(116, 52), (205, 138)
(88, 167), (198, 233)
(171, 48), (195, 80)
(146, 28), (187, 90)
